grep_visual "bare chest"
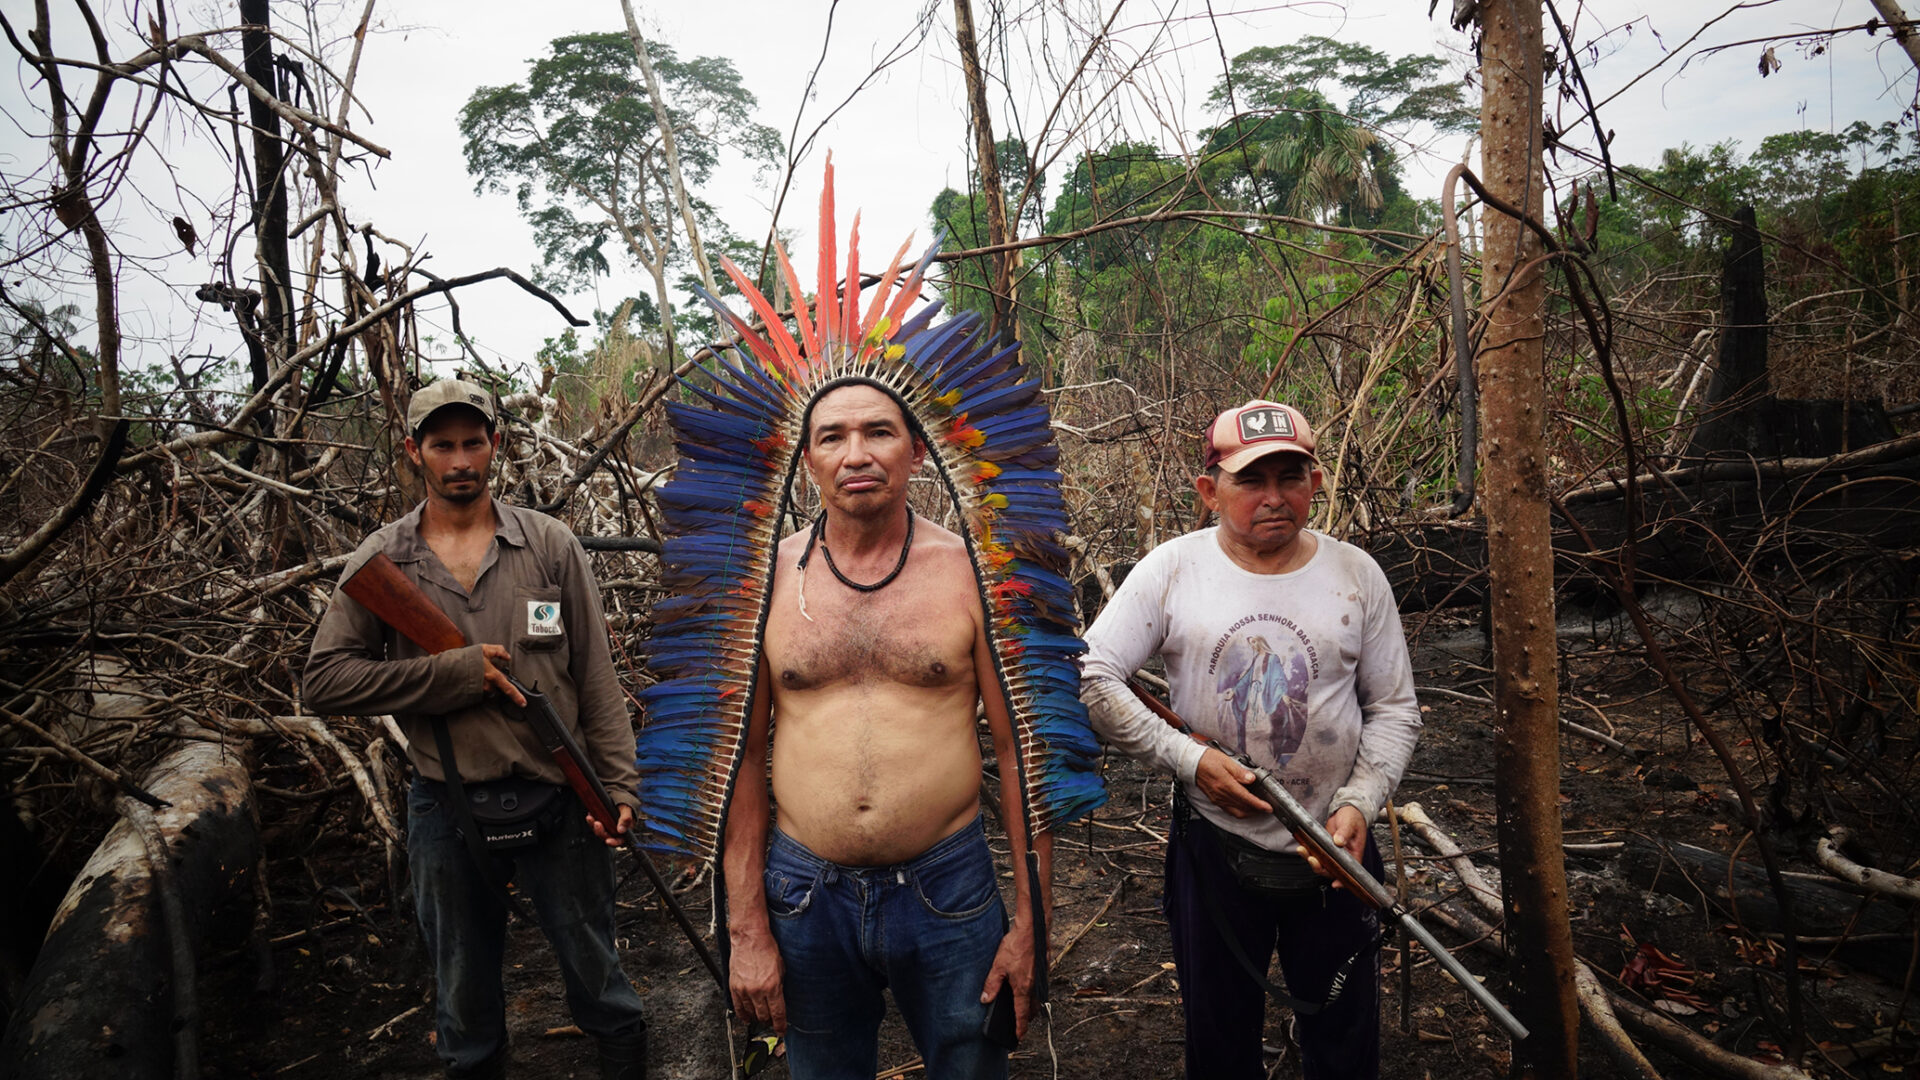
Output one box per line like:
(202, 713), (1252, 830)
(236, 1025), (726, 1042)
(426, 534), (492, 592)
(765, 580), (975, 692)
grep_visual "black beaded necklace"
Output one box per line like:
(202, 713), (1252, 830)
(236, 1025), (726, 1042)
(796, 510), (914, 593)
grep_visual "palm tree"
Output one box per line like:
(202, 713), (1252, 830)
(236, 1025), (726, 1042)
(1255, 89), (1383, 223)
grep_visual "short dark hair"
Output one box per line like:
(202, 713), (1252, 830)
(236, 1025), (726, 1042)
(800, 379), (925, 451)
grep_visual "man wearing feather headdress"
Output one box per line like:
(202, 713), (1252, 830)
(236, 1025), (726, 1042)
(1080, 400), (1421, 1079)
(637, 162), (1103, 1080)
(721, 379), (1050, 1079)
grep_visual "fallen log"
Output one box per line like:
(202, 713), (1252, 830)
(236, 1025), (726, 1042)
(2, 738), (259, 1079)
(1424, 895), (1811, 1080)
(1393, 802), (1502, 917)
(1619, 835), (1915, 987)
(1608, 989), (1812, 1080)
(1405, 805), (1821, 1080)
(1572, 960), (1662, 1080)
(1361, 450), (1920, 613)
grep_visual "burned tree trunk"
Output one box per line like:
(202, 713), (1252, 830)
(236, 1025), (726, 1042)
(1476, 0), (1581, 1071)
(3, 740), (259, 1080)
(1688, 206), (1895, 460)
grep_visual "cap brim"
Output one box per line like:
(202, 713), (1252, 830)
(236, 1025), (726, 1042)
(1216, 443), (1315, 473)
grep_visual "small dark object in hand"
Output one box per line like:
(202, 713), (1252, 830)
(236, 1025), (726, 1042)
(981, 984), (1017, 1049)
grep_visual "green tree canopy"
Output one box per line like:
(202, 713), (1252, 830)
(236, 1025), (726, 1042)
(458, 32), (782, 341)
(1202, 37), (1473, 226)
(1209, 36), (1476, 134)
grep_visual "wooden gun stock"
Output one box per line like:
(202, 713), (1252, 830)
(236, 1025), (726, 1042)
(340, 552), (467, 654)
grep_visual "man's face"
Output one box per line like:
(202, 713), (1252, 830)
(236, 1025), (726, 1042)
(802, 384), (925, 520)
(405, 408), (497, 506)
(1195, 453), (1321, 556)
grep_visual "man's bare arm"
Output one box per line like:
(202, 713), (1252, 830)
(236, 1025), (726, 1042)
(723, 664), (785, 1034)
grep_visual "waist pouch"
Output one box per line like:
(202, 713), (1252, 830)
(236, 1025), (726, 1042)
(464, 776), (567, 851)
(1178, 788), (1324, 898)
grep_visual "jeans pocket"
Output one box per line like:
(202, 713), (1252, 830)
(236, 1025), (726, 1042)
(765, 867), (821, 920)
(909, 846), (999, 920)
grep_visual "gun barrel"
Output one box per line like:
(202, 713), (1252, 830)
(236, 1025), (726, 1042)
(1390, 906), (1530, 1040)
(1242, 762), (1529, 1041)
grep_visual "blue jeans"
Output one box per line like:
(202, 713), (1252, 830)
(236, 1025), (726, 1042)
(765, 816), (1009, 1080)
(407, 777), (646, 1075)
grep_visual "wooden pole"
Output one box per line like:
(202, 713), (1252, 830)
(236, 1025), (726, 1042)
(1475, 0), (1580, 1071)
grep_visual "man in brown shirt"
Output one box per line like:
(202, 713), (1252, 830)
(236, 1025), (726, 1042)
(304, 380), (647, 1080)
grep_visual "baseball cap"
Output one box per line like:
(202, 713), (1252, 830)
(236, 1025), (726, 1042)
(407, 379), (497, 435)
(1202, 400), (1317, 472)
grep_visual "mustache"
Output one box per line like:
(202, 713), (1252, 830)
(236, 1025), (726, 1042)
(441, 470), (482, 484)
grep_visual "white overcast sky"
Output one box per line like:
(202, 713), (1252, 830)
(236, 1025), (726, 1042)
(6, 0), (1914, 379)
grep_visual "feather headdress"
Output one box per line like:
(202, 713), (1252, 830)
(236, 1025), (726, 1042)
(637, 160), (1106, 863)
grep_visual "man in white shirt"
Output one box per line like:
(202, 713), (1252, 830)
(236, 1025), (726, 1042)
(1079, 400), (1421, 1079)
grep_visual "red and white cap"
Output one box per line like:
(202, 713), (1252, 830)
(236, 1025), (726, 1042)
(1202, 400), (1317, 472)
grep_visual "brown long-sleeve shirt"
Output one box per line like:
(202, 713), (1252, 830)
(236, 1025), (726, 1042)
(304, 500), (640, 811)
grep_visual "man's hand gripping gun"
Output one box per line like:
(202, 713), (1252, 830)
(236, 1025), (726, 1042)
(343, 552), (726, 997)
(1125, 679), (1529, 1041)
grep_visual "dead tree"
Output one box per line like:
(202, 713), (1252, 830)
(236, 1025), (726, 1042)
(951, 0), (1017, 339)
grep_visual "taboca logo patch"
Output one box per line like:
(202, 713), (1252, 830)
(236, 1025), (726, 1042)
(527, 601), (563, 636)
(1237, 406), (1295, 444)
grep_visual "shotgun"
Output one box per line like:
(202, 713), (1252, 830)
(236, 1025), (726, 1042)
(1125, 678), (1529, 1041)
(342, 551), (725, 995)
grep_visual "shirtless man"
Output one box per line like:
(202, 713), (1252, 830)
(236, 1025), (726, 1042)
(723, 381), (1050, 1080)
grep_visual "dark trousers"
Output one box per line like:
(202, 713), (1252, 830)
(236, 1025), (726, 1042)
(1164, 813), (1382, 1080)
(406, 777), (647, 1075)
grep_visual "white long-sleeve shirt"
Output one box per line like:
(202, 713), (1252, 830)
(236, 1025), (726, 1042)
(1080, 528), (1421, 851)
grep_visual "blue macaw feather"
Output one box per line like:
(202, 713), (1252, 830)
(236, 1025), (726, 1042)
(987, 466), (1065, 486)
(954, 377), (1039, 417)
(664, 400), (774, 442)
(694, 337), (793, 411)
(973, 405), (1053, 440)
(929, 336), (1012, 395)
(670, 366), (781, 420)
(974, 444), (1061, 469)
